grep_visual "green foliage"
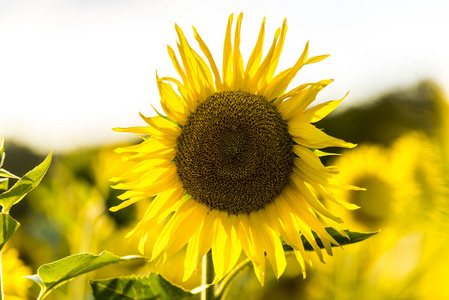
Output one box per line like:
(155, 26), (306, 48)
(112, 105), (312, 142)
(0, 138), (5, 167)
(0, 168), (20, 180)
(0, 168), (20, 191)
(0, 178), (8, 191)
(26, 251), (147, 300)
(316, 81), (442, 148)
(283, 227), (378, 252)
(26, 228), (376, 300)
(0, 138), (20, 191)
(0, 151), (52, 213)
(0, 213), (20, 251)
(91, 274), (193, 300)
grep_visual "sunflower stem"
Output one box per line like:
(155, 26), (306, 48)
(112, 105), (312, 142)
(201, 250), (214, 300)
(215, 258), (252, 300)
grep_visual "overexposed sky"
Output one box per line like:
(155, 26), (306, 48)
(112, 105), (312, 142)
(1, 0), (448, 153)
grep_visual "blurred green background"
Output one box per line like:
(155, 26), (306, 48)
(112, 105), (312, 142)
(3, 80), (448, 299)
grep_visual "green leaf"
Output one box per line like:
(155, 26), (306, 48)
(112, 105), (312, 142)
(26, 251), (147, 300)
(0, 213), (20, 251)
(0, 178), (8, 191)
(0, 151), (52, 213)
(0, 138), (5, 168)
(0, 168), (20, 179)
(283, 227), (378, 252)
(91, 274), (193, 300)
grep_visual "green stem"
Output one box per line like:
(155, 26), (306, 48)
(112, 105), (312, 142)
(215, 258), (252, 300)
(201, 250), (215, 300)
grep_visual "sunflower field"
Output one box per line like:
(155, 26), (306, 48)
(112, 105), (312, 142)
(1, 13), (448, 300)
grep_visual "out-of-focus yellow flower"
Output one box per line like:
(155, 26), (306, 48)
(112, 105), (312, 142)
(305, 230), (430, 300)
(306, 126), (449, 299)
(93, 146), (136, 196)
(331, 145), (396, 231)
(332, 131), (447, 230)
(2, 245), (32, 300)
(112, 13), (358, 286)
(305, 225), (449, 299)
(390, 132), (448, 224)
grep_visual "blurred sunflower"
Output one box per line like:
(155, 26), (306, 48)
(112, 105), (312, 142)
(112, 13), (357, 285)
(306, 134), (449, 300)
(331, 145), (396, 230)
(2, 245), (32, 300)
(390, 132), (448, 224)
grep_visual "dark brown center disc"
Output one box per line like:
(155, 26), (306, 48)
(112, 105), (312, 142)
(175, 91), (294, 215)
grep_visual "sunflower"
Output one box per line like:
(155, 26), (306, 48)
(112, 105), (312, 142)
(330, 145), (397, 230)
(390, 132), (448, 222)
(2, 245), (32, 300)
(112, 13), (357, 285)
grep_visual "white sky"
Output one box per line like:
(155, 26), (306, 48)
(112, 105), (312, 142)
(1, 0), (448, 153)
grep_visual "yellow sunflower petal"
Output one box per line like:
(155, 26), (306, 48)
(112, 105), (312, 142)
(249, 27), (281, 94)
(164, 202), (209, 259)
(280, 187), (334, 262)
(139, 114), (181, 136)
(183, 210), (216, 281)
(264, 19), (287, 85)
(113, 126), (155, 135)
(261, 41), (309, 100)
(144, 183), (186, 222)
(222, 14), (234, 89)
(193, 27), (223, 91)
(250, 211), (287, 279)
(214, 214), (242, 283)
(231, 13), (244, 90)
(277, 79), (333, 120)
(293, 145), (337, 174)
(243, 17), (265, 87)
(258, 209), (287, 278)
(157, 76), (189, 125)
(175, 24), (215, 101)
(305, 54), (330, 65)
(109, 196), (143, 212)
(289, 172), (343, 223)
(166, 44), (187, 82)
(159, 76), (196, 112)
(272, 197), (312, 273)
(296, 92), (348, 123)
(312, 182), (361, 210)
(284, 187), (340, 248)
(291, 122), (356, 149)
(237, 214), (266, 284)
(272, 82), (312, 106)
(151, 199), (198, 260)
